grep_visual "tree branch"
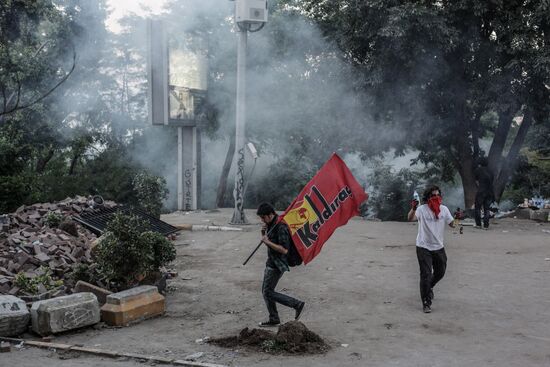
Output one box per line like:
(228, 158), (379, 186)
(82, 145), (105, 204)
(0, 46), (77, 122)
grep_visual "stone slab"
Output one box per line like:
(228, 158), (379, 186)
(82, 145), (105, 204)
(101, 286), (165, 326)
(0, 341), (11, 352)
(514, 208), (532, 219)
(0, 295), (30, 337)
(74, 281), (112, 306)
(530, 209), (550, 222)
(30, 292), (100, 336)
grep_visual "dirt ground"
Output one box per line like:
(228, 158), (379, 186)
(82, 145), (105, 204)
(3, 208), (550, 367)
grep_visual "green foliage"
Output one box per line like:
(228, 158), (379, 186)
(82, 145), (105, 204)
(251, 156), (317, 210)
(95, 213), (175, 288)
(141, 231), (177, 270)
(503, 150), (550, 204)
(14, 267), (63, 295)
(0, 175), (32, 214)
(132, 171), (169, 218)
(368, 164), (421, 222)
(294, 0), (550, 207)
(44, 211), (62, 227)
(68, 263), (103, 286)
(0, 1), (157, 213)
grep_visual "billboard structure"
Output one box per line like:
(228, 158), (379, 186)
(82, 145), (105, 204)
(147, 19), (208, 210)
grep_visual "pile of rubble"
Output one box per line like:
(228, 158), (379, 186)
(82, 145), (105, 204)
(0, 196), (116, 297)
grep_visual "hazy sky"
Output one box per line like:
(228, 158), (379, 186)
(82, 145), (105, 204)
(106, 0), (167, 32)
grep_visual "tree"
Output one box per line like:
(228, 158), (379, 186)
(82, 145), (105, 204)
(294, 0), (550, 208)
(0, 0), (76, 123)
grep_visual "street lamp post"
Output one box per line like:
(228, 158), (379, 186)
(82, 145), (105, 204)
(230, 0), (268, 224)
(231, 28), (248, 224)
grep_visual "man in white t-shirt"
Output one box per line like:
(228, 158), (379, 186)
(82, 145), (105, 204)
(407, 185), (455, 313)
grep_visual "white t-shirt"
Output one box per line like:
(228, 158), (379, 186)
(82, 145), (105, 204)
(415, 204), (453, 251)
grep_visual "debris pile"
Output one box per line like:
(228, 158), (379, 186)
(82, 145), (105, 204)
(209, 321), (329, 355)
(0, 196), (116, 297)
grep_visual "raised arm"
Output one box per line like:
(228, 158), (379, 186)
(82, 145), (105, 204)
(408, 200), (419, 222)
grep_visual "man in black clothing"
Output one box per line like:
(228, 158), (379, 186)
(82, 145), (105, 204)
(474, 157), (494, 229)
(256, 203), (305, 327)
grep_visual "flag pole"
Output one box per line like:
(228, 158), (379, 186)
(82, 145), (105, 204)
(242, 220), (279, 266)
(242, 241), (263, 266)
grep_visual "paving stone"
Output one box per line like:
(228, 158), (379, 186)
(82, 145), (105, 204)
(30, 292), (100, 336)
(0, 295), (30, 337)
(101, 285), (165, 326)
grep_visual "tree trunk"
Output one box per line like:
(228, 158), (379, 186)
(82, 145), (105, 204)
(493, 109), (533, 201)
(455, 132), (478, 209)
(36, 147), (55, 173)
(68, 153), (80, 175)
(216, 134), (235, 208)
(487, 105), (518, 174)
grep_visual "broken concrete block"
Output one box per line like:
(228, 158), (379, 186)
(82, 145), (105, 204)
(0, 295), (30, 337)
(530, 209), (550, 222)
(514, 208), (532, 219)
(0, 341), (11, 352)
(0, 342), (11, 353)
(30, 292), (100, 336)
(74, 281), (112, 306)
(101, 285), (165, 326)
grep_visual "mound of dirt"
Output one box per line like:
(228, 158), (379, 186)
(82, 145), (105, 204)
(209, 321), (329, 355)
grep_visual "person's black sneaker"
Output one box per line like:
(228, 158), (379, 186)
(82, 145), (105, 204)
(423, 304), (432, 313)
(295, 302), (305, 320)
(259, 320), (280, 327)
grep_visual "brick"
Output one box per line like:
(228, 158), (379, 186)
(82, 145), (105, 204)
(30, 292), (100, 336)
(17, 252), (30, 266)
(35, 253), (51, 263)
(74, 281), (113, 306)
(101, 285), (165, 326)
(0, 295), (30, 337)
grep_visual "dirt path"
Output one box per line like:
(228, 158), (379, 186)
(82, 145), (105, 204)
(4, 209), (550, 366)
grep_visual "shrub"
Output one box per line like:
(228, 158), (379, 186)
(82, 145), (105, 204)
(44, 212), (63, 228)
(94, 212), (176, 288)
(132, 171), (169, 218)
(14, 267), (63, 295)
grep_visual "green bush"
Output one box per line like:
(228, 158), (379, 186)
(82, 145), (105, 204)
(132, 172), (169, 218)
(95, 212), (176, 288)
(44, 212), (63, 228)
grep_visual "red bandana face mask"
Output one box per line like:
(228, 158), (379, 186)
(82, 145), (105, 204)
(427, 196), (442, 219)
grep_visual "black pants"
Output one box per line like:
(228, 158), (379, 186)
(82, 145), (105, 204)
(474, 191), (492, 228)
(262, 266), (302, 322)
(416, 247), (447, 306)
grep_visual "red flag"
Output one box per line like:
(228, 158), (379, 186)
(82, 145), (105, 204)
(280, 153), (368, 264)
